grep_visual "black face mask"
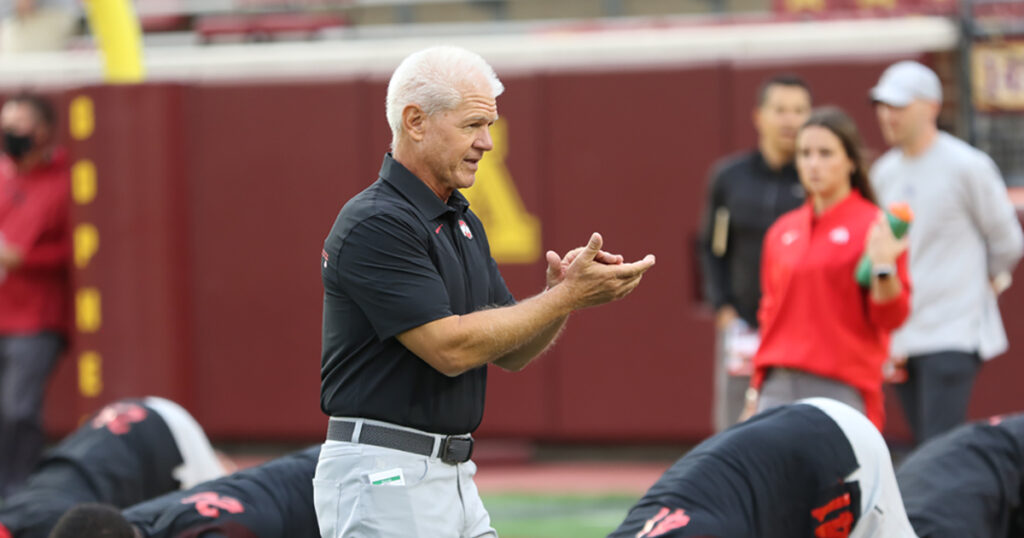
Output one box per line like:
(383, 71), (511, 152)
(3, 131), (34, 161)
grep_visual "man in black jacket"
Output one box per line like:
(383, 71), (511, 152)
(699, 74), (811, 431)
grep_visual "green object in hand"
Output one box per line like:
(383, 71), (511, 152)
(855, 203), (913, 287)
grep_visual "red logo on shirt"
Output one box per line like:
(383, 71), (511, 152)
(637, 506), (691, 537)
(91, 402), (148, 435)
(182, 492), (245, 518)
(459, 219), (473, 239)
(811, 492), (854, 538)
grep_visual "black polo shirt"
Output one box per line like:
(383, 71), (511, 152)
(125, 446), (320, 538)
(320, 154), (515, 434)
(897, 414), (1024, 538)
(609, 403), (861, 537)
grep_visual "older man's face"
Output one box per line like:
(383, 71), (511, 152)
(420, 74), (498, 197)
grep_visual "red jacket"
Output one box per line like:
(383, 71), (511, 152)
(753, 191), (910, 429)
(0, 149), (71, 334)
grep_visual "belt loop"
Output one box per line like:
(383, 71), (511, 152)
(430, 436), (442, 459)
(351, 419), (363, 443)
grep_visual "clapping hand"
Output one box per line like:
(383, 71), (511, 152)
(546, 233), (655, 309)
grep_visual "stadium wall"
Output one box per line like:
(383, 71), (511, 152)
(33, 18), (1022, 443)
(39, 53), (1024, 444)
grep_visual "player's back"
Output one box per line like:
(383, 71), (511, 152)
(0, 399), (185, 538)
(609, 403), (860, 538)
(125, 446), (320, 538)
(897, 414), (1024, 538)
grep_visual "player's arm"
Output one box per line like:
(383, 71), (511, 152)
(398, 234), (654, 377)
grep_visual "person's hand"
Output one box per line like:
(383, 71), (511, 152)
(557, 233), (655, 309)
(738, 388), (758, 422)
(715, 305), (739, 330)
(991, 271), (1013, 296)
(545, 242), (624, 289)
(882, 355), (908, 383)
(15, 0), (35, 18)
(865, 211), (908, 266)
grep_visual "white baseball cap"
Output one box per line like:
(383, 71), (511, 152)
(869, 61), (942, 107)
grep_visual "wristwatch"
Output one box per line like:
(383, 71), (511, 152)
(872, 263), (896, 280)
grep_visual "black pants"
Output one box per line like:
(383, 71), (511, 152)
(895, 350), (980, 446)
(0, 331), (63, 497)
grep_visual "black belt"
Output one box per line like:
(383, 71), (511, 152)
(326, 419), (474, 465)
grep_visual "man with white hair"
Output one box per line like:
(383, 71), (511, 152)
(869, 60), (1023, 445)
(315, 45), (656, 537)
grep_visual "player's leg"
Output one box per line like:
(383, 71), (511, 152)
(913, 351), (980, 444)
(143, 397), (226, 489)
(0, 332), (63, 496)
(801, 398), (916, 538)
(893, 358), (922, 442)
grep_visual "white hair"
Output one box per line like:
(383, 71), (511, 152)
(386, 46), (504, 145)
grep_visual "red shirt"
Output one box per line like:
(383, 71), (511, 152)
(0, 149), (71, 334)
(753, 191), (910, 429)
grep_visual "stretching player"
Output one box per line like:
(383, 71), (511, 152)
(50, 446), (320, 538)
(609, 398), (916, 537)
(0, 397), (225, 538)
(896, 413), (1024, 537)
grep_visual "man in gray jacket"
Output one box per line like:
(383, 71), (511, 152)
(870, 60), (1024, 445)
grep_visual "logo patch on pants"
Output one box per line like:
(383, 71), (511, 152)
(368, 468), (406, 486)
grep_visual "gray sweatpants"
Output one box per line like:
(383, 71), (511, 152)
(712, 328), (750, 432)
(757, 367), (866, 417)
(0, 332), (63, 497)
(894, 350), (980, 445)
(313, 420), (497, 538)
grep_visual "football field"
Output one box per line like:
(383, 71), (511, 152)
(475, 460), (669, 538)
(483, 492), (638, 538)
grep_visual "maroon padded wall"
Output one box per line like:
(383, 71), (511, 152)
(46, 52), (1024, 444)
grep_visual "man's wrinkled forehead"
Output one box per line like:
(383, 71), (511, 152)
(453, 77), (498, 120)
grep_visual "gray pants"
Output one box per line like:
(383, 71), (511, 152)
(313, 420), (497, 538)
(0, 331), (63, 497)
(712, 328), (749, 432)
(757, 368), (865, 417)
(895, 350), (980, 445)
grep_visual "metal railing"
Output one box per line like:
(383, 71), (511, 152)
(962, 0), (1024, 186)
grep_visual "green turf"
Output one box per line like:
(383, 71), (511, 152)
(482, 492), (638, 538)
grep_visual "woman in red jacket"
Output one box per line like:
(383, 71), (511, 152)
(743, 107), (911, 430)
